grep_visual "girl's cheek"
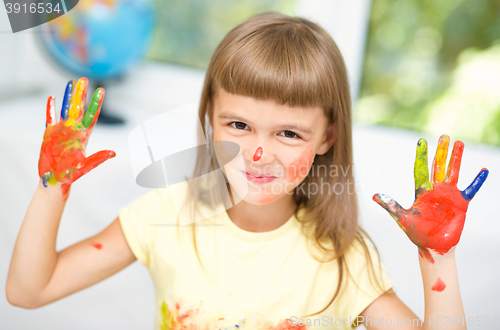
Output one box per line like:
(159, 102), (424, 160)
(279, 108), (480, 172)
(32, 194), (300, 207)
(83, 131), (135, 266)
(256, 144), (314, 204)
(283, 144), (315, 183)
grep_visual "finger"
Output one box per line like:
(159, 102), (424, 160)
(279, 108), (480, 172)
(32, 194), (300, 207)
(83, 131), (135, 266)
(431, 134), (450, 183)
(461, 168), (489, 202)
(372, 193), (406, 222)
(67, 77), (88, 124)
(445, 140), (464, 186)
(45, 95), (56, 127)
(71, 150), (116, 183)
(82, 88), (104, 129)
(414, 138), (431, 191)
(60, 80), (75, 121)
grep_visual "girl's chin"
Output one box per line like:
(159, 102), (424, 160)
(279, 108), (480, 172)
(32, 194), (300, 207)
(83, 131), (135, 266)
(241, 191), (282, 205)
(227, 181), (293, 205)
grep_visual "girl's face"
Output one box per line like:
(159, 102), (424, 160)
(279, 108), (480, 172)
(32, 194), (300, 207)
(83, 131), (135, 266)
(212, 88), (335, 205)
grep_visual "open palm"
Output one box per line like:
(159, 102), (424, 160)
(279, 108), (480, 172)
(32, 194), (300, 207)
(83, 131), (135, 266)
(373, 135), (488, 263)
(38, 77), (116, 199)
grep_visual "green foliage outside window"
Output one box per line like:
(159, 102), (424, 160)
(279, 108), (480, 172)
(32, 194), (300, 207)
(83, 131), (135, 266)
(145, 0), (295, 69)
(356, 0), (500, 146)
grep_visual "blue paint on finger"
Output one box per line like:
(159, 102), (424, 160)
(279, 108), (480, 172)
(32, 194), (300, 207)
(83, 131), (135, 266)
(61, 80), (74, 121)
(461, 168), (489, 201)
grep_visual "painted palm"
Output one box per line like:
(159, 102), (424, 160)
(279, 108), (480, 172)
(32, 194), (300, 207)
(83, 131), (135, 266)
(38, 77), (116, 200)
(373, 134), (489, 263)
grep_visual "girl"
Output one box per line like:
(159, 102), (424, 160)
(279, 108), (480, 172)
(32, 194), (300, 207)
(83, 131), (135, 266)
(6, 12), (488, 330)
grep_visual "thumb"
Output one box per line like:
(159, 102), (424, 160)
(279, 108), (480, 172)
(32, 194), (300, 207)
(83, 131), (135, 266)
(70, 150), (116, 183)
(373, 193), (406, 224)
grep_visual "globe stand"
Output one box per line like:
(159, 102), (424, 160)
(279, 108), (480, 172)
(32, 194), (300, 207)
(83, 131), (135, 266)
(93, 81), (126, 126)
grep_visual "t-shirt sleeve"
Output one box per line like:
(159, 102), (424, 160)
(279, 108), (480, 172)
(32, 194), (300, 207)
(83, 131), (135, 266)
(342, 237), (393, 326)
(118, 188), (164, 268)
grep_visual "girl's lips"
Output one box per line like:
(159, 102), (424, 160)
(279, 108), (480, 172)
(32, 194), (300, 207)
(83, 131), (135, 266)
(241, 171), (276, 183)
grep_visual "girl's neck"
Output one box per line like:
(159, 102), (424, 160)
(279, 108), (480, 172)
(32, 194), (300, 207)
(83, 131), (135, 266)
(225, 184), (298, 233)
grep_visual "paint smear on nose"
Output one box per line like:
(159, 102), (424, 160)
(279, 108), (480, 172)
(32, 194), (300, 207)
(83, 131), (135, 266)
(283, 144), (314, 182)
(253, 147), (263, 161)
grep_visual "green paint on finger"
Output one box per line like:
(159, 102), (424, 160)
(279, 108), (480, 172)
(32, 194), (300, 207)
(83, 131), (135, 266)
(82, 88), (103, 128)
(414, 138), (432, 191)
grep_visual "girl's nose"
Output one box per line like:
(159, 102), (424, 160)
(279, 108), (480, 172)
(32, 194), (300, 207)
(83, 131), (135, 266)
(253, 146), (263, 162)
(245, 142), (273, 163)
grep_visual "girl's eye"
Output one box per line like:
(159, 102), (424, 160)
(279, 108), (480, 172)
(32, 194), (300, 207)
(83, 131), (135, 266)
(229, 122), (301, 139)
(279, 130), (301, 139)
(230, 121), (249, 130)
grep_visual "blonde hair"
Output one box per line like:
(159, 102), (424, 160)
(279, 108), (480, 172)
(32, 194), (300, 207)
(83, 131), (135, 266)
(180, 11), (389, 319)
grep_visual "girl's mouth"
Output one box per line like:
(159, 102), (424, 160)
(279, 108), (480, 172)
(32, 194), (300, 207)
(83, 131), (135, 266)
(241, 171), (276, 184)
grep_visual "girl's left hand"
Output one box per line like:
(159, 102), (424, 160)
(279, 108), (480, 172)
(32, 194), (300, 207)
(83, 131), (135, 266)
(372, 134), (489, 263)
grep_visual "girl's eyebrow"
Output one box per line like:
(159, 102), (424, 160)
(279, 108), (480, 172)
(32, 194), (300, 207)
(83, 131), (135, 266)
(218, 111), (313, 134)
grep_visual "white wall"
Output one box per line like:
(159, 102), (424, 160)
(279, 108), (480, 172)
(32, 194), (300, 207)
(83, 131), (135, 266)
(0, 7), (65, 100)
(296, 0), (372, 104)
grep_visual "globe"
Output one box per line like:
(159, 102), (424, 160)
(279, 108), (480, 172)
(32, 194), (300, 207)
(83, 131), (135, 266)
(39, 0), (155, 80)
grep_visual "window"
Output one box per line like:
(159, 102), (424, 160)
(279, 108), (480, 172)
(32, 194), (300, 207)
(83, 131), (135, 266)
(356, 0), (500, 146)
(146, 0), (295, 69)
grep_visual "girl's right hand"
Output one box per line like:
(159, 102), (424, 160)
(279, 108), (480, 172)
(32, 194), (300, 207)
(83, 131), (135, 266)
(38, 77), (116, 200)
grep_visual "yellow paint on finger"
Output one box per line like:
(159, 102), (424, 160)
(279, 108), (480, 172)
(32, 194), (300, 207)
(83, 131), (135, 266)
(433, 135), (449, 182)
(65, 78), (86, 128)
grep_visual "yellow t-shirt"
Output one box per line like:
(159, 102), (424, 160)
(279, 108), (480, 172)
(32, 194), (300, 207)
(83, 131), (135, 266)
(119, 186), (393, 330)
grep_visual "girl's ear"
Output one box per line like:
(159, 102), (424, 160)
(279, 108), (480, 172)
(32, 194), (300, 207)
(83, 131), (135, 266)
(317, 124), (335, 156)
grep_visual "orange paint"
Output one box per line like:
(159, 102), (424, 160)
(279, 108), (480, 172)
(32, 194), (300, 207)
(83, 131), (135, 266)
(253, 146), (263, 161)
(160, 299), (310, 329)
(275, 318), (308, 329)
(431, 277), (446, 292)
(91, 242), (102, 249)
(283, 144), (314, 183)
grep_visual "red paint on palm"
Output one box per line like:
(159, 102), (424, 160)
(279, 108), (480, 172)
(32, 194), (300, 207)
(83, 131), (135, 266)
(39, 123), (86, 196)
(401, 182), (468, 257)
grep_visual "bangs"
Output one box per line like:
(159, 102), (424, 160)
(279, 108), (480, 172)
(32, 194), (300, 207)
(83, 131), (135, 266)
(212, 20), (339, 114)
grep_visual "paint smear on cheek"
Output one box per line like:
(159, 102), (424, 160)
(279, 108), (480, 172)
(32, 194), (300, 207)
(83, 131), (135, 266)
(283, 144), (314, 183)
(431, 277), (446, 292)
(91, 242), (102, 250)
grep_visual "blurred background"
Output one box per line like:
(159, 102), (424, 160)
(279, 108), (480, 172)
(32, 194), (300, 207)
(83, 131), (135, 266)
(357, 0), (500, 146)
(1, 0), (499, 329)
